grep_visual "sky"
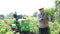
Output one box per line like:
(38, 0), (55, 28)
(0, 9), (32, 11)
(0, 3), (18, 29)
(0, 0), (55, 16)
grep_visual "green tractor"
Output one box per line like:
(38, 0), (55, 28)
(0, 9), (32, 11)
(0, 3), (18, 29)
(19, 19), (30, 32)
(11, 19), (30, 34)
(11, 12), (31, 34)
(19, 19), (30, 34)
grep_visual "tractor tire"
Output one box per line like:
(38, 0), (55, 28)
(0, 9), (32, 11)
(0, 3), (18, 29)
(20, 31), (30, 34)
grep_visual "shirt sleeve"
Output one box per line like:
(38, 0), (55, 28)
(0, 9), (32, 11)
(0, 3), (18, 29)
(38, 14), (42, 22)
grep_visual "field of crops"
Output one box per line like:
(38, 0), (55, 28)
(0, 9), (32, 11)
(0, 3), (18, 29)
(0, 17), (60, 34)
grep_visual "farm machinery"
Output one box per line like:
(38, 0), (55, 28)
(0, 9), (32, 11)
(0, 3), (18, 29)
(11, 12), (35, 34)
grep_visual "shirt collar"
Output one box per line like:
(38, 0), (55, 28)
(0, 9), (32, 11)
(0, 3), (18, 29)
(40, 13), (45, 15)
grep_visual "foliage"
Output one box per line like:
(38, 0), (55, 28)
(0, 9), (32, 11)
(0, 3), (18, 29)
(49, 22), (60, 34)
(45, 8), (54, 21)
(0, 20), (7, 34)
(5, 31), (13, 34)
(0, 17), (60, 34)
(0, 15), (4, 20)
(28, 17), (38, 34)
(55, 0), (60, 23)
(33, 12), (38, 17)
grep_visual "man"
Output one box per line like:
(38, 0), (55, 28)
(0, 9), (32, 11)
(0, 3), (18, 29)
(38, 8), (50, 34)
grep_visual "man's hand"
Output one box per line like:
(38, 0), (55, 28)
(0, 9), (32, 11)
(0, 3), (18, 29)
(39, 18), (44, 22)
(40, 16), (48, 24)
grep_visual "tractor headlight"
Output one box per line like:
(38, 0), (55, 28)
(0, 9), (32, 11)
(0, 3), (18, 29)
(26, 26), (28, 28)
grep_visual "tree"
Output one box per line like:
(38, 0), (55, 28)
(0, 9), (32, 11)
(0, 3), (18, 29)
(6, 12), (14, 19)
(0, 15), (4, 20)
(33, 12), (38, 17)
(54, 0), (60, 23)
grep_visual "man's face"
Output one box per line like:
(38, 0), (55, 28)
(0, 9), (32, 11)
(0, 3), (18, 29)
(39, 9), (44, 14)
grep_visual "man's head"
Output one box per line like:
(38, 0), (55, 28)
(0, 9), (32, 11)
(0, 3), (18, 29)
(39, 8), (44, 14)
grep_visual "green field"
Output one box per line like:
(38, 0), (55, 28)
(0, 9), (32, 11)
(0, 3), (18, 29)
(0, 17), (60, 34)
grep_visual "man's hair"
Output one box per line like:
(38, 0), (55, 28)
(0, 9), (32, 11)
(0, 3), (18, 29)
(39, 8), (44, 11)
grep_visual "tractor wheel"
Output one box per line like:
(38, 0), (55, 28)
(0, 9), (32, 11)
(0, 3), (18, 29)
(20, 31), (30, 34)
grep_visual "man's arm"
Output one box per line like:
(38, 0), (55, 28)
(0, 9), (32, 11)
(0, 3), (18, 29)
(38, 15), (43, 22)
(45, 16), (49, 21)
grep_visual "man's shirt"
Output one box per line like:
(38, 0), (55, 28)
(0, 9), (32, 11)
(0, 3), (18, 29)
(38, 13), (49, 28)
